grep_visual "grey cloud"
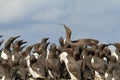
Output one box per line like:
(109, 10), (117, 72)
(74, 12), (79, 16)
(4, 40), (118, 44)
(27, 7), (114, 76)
(0, 0), (120, 45)
(0, 0), (74, 23)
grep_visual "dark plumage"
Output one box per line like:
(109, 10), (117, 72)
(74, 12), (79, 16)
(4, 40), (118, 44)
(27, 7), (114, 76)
(33, 43), (41, 53)
(59, 52), (82, 80)
(38, 42), (50, 78)
(111, 43), (120, 63)
(3, 36), (20, 59)
(61, 23), (99, 47)
(47, 43), (61, 80)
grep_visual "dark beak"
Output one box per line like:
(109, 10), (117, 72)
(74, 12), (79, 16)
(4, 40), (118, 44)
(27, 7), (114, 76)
(0, 35), (3, 38)
(14, 36), (20, 39)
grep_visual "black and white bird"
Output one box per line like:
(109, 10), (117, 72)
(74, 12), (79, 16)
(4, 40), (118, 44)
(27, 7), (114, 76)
(59, 51), (82, 80)
(47, 43), (61, 80)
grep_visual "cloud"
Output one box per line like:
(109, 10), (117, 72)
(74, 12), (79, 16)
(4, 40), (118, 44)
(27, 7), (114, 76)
(32, 8), (64, 22)
(0, 0), (74, 23)
(0, 0), (120, 46)
(0, 0), (24, 23)
(31, 0), (75, 22)
(0, 0), (120, 24)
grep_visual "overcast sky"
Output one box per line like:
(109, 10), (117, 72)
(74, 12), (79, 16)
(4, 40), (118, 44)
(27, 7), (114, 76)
(0, 0), (120, 47)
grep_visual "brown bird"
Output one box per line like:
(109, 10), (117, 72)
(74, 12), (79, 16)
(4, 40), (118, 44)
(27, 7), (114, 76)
(111, 43), (120, 64)
(59, 51), (82, 80)
(61, 23), (99, 47)
(1, 36), (20, 60)
(47, 43), (61, 80)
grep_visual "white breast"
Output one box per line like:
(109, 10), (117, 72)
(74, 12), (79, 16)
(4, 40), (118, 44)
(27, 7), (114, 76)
(95, 71), (102, 78)
(12, 55), (15, 61)
(103, 57), (107, 63)
(29, 67), (43, 78)
(59, 52), (77, 80)
(91, 57), (94, 63)
(63, 39), (66, 44)
(46, 49), (49, 60)
(112, 77), (115, 80)
(2, 75), (5, 80)
(26, 58), (44, 78)
(112, 52), (118, 60)
(33, 53), (39, 59)
(48, 69), (54, 78)
(1, 51), (8, 60)
(105, 72), (108, 78)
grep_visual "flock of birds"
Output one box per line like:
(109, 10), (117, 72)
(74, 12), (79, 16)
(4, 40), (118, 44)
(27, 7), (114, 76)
(0, 24), (120, 80)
